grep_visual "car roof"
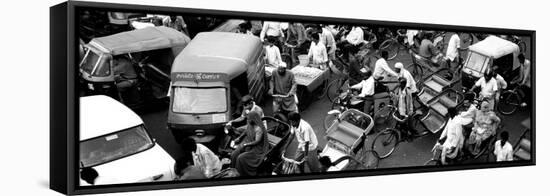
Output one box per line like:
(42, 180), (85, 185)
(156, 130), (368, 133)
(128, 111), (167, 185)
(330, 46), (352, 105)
(469, 36), (519, 59)
(88, 26), (191, 56)
(171, 32), (262, 79)
(80, 95), (143, 140)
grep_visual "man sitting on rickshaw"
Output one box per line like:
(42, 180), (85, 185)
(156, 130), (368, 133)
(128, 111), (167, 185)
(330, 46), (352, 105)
(466, 100), (501, 154)
(394, 78), (415, 136)
(431, 107), (466, 165)
(469, 71), (499, 110)
(418, 32), (444, 66)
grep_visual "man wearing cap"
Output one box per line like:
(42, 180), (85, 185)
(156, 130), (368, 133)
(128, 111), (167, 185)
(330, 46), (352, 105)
(269, 64), (299, 114)
(394, 62), (418, 95)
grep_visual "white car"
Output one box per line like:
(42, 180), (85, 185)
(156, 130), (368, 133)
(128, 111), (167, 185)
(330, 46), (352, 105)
(79, 95), (175, 186)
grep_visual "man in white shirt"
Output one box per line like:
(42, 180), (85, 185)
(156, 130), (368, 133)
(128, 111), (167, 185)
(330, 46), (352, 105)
(288, 112), (321, 173)
(432, 107), (466, 165)
(374, 51), (399, 80)
(307, 33), (329, 69)
(445, 32), (461, 68)
(264, 37), (283, 67)
(345, 26), (365, 46)
(494, 131), (514, 162)
(491, 66), (508, 106)
(394, 62), (418, 95)
(470, 72), (499, 110)
(180, 138), (222, 178)
(260, 21), (285, 43)
(319, 25), (337, 60)
(350, 70), (387, 115)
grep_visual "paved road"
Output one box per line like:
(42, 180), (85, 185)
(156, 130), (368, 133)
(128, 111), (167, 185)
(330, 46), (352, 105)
(138, 33), (532, 170)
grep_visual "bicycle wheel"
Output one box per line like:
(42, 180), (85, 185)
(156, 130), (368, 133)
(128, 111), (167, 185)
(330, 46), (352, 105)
(371, 128), (399, 159)
(380, 40), (399, 60)
(326, 78), (345, 103)
(373, 105), (395, 133)
(497, 91), (521, 115)
(407, 63), (424, 82)
(424, 159), (442, 166)
(458, 33), (474, 50)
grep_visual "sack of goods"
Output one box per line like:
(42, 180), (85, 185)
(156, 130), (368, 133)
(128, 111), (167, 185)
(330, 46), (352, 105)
(291, 66), (324, 79)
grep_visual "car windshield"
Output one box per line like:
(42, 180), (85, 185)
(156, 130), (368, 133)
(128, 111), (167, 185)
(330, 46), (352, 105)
(464, 52), (489, 73)
(172, 87), (227, 114)
(80, 125), (153, 168)
(80, 51), (111, 77)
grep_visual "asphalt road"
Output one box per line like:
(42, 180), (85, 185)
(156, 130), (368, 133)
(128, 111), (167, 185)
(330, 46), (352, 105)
(137, 33), (532, 171)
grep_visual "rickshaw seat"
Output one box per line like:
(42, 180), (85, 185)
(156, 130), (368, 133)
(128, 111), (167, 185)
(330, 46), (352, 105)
(326, 121), (364, 147)
(267, 133), (281, 146)
(429, 95), (458, 117)
(420, 110), (447, 133)
(423, 75), (451, 93)
(514, 138), (531, 160)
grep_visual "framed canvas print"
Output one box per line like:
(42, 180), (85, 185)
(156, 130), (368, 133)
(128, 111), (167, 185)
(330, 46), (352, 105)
(50, 0), (535, 194)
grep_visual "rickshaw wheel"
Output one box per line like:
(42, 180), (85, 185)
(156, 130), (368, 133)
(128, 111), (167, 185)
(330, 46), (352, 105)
(371, 128), (399, 159)
(407, 63), (424, 83)
(497, 91), (520, 115)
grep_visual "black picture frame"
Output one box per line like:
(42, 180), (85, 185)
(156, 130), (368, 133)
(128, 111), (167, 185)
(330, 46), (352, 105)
(50, 1), (536, 195)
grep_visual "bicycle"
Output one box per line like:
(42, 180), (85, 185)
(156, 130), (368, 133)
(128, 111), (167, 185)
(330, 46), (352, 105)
(370, 104), (430, 159)
(497, 84), (528, 115)
(379, 30), (409, 60)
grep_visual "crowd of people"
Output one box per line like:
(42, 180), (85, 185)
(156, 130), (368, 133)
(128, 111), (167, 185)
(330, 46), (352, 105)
(160, 20), (532, 178)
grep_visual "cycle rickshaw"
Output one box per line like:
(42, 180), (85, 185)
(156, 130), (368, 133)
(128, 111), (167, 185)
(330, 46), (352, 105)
(319, 109), (379, 171)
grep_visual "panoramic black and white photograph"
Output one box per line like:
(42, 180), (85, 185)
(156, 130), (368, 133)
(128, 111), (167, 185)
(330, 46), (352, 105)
(76, 9), (533, 186)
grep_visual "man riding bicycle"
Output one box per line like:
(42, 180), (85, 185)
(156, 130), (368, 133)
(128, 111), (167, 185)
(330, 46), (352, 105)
(269, 64), (299, 114)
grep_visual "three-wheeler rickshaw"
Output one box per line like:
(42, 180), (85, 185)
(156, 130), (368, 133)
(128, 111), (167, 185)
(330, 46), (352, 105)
(167, 32), (266, 147)
(79, 26), (191, 109)
(461, 35), (520, 89)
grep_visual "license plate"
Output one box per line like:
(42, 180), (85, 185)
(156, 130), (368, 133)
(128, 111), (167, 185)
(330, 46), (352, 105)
(212, 114), (226, 123)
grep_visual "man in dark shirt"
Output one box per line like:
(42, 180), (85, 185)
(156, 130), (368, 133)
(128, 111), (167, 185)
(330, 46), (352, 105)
(268, 64), (298, 113)
(418, 32), (438, 59)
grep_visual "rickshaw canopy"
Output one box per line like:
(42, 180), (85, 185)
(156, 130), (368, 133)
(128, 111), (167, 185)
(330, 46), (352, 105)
(87, 26), (191, 56)
(469, 36), (519, 59)
(172, 32), (263, 80)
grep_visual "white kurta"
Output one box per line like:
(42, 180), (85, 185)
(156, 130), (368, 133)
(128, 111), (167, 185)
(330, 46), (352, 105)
(445, 33), (460, 61)
(307, 42), (328, 67)
(374, 58), (398, 79)
(398, 69), (418, 93)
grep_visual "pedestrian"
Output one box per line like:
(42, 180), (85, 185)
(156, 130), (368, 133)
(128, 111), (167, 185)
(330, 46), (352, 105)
(319, 25), (337, 60)
(180, 138), (222, 178)
(373, 51), (399, 80)
(264, 36), (284, 69)
(394, 62), (418, 95)
(494, 131), (514, 162)
(307, 33), (329, 69)
(445, 32), (461, 68)
(260, 21), (285, 49)
(345, 44), (365, 85)
(162, 15), (189, 36)
(232, 111), (270, 176)
(269, 63), (298, 113)
(288, 112), (321, 173)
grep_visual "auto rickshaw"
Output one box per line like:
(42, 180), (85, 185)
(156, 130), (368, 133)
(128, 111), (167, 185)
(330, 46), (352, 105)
(168, 32), (266, 146)
(461, 35), (520, 89)
(79, 26), (191, 108)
